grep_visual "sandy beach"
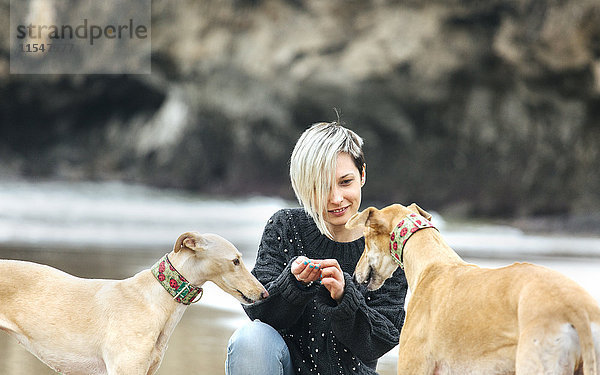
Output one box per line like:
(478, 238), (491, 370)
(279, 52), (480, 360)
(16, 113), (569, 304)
(1, 183), (599, 374)
(2, 246), (600, 375)
(0, 247), (244, 375)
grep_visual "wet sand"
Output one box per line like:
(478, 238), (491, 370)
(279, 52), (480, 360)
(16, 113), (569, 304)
(0, 246), (400, 375)
(0, 304), (236, 375)
(2, 247), (599, 375)
(0, 247), (242, 375)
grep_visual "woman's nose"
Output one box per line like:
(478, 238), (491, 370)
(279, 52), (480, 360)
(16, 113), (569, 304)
(329, 186), (343, 204)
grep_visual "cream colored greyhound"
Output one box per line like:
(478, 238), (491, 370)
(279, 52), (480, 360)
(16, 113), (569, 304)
(0, 232), (268, 375)
(347, 203), (600, 375)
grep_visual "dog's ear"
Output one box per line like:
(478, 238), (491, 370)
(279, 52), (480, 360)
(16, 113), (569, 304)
(174, 232), (208, 253)
(346, 207), (388, 232)
(407, 203), (432, 220)
(346, 207), (375, 230)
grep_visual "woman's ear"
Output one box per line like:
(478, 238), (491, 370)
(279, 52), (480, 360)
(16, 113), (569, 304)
(361, 164), (366, 187)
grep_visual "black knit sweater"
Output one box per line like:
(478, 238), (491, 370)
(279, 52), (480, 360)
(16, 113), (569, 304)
(243, 208), (408, 375)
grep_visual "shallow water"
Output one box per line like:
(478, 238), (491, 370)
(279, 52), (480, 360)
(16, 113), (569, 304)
(1, 181), (599, 374)
(2, 248), (599, 375)
(0, 181), (280, 375)
(0, 247), (245, 375)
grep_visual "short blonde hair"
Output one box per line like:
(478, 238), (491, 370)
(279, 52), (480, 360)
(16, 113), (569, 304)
(290, 122), (365, 239)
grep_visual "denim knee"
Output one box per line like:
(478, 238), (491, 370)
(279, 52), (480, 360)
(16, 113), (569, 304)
(226, 320), (293, 375)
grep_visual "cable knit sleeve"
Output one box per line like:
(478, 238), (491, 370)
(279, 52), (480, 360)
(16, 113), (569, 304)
(243, 209), (318, 329)
(316, 268), (407, 362)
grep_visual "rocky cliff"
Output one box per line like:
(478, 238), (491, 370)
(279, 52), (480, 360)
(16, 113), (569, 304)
(1, 0), (599, 219)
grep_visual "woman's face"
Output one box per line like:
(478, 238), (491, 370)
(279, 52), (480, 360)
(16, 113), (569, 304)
(324, 152), (365, 231)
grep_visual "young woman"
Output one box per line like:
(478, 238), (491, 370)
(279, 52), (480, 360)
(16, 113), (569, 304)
(226, 121), (408, 375)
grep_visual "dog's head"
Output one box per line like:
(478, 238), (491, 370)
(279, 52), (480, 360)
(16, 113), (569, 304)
(173, 232), (268, 304)
(346, 203), (432, 291)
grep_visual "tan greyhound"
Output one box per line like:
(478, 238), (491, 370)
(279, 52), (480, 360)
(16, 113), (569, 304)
(0, 232), (268, 375)
(347, 203), (600, 374)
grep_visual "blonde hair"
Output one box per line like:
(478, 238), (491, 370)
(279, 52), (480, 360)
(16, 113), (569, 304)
(290, 122), (365, 239)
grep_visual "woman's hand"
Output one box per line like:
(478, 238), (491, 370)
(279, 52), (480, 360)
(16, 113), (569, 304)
(291, 257), (345, 303)
(317, 259), (345, 303)
(291, 256), (322, 286)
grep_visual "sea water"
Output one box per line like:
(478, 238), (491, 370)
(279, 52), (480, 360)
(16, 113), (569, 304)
(0, 180), (599, 375)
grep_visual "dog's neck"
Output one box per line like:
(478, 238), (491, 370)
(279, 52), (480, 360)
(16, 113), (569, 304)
(389, 213), (437, 269)
(151, 253), (204, 305)
(401, 227), (465, 289)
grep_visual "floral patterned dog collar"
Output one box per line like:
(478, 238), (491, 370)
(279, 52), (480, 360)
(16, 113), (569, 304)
(151, 254), (203, 305)
(390, 213), (437, 270)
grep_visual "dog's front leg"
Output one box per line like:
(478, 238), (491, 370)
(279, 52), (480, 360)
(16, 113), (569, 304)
(395, 316), (438, 375)
(105, 360), (151, 375)
(104, 350), (154, 375)
(146, 355), (165, 375)
(396, 337), (437, 375)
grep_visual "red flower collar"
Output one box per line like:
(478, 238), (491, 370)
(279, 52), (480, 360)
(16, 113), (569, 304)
(151, 254), (203, 305)
(389, 213), (436, 269)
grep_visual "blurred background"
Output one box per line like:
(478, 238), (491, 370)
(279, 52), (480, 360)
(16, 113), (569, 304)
(1, 1), (599, 374)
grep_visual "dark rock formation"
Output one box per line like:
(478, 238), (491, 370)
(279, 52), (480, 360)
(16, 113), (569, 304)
(1, 0), (599, 218)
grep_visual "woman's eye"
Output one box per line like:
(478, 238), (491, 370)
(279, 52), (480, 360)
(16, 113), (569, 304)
(341, 179), (353, 185)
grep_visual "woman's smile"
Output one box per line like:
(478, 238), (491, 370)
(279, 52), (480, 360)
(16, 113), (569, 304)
(328, 206), (349, 217)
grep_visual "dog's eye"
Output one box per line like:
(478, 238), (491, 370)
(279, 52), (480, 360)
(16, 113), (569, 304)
(232, 258), (240, 266)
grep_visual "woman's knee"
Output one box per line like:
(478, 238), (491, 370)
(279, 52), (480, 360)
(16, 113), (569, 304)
(227, 320), (284, 354)
(226, 320), (294, 375)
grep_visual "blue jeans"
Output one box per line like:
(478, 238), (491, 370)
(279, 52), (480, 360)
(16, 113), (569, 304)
(226, 320), (294, 375)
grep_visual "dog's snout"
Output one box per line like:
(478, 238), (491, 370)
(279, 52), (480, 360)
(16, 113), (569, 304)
(353, 267), (372, 286)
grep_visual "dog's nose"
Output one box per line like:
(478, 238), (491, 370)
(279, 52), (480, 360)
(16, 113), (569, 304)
(352, 271), (370, 286)
(261, 290), (269, 300)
